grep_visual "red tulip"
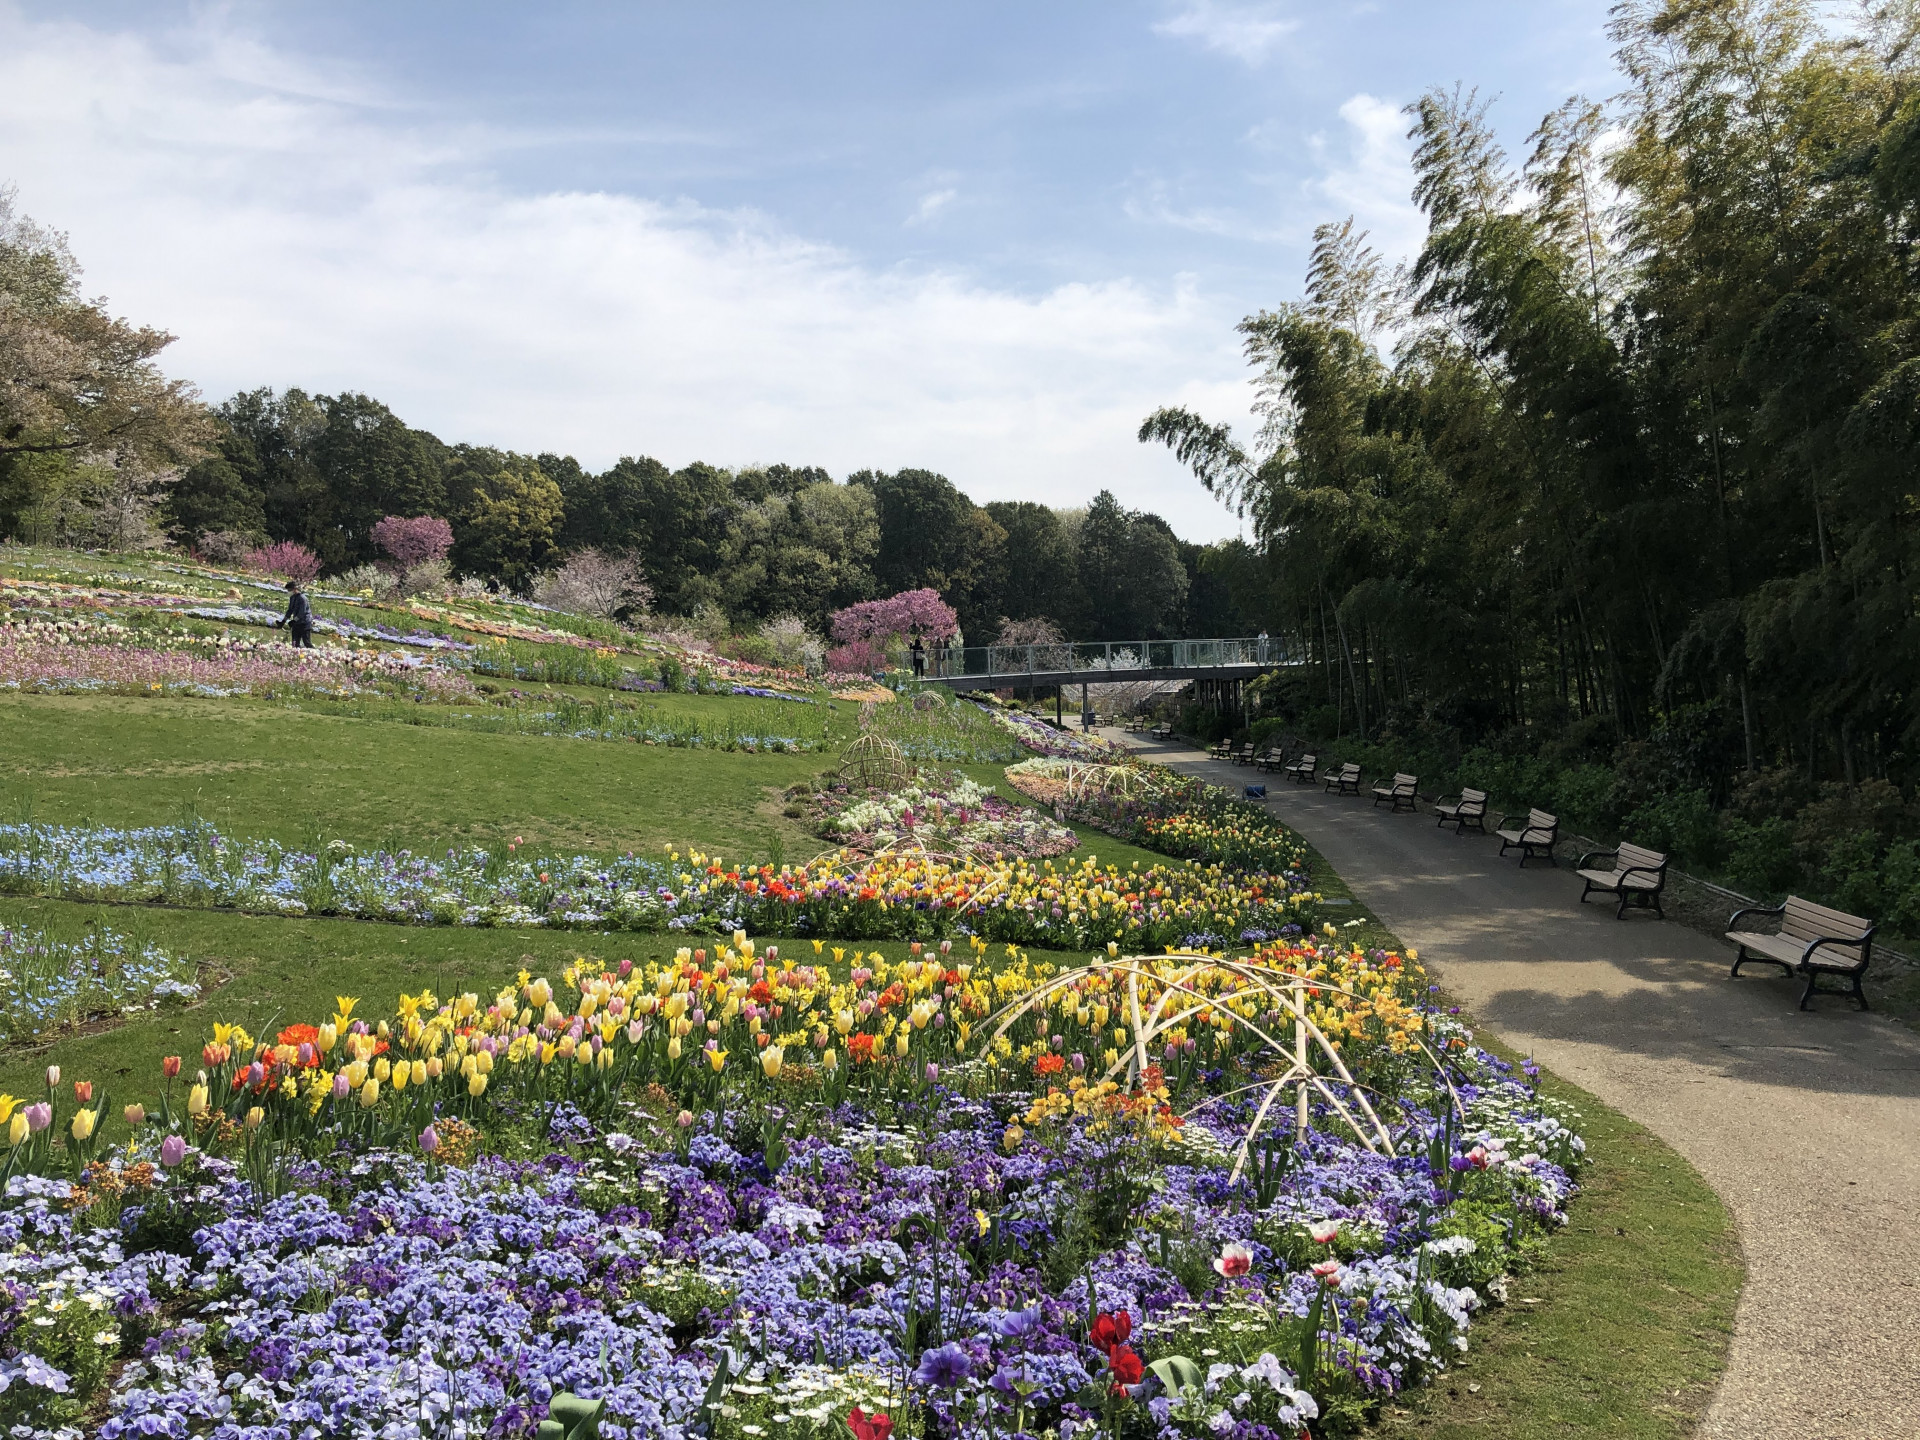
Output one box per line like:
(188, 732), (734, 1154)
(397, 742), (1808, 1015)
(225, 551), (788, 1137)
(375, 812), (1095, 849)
(1108, 1344), (1143, 1390)
(162, 1056), (182, 1079)
(1090, 1310), (1132, 1353)
(846, 1408), (893, 1440)
(72, 1081), (93, 1104)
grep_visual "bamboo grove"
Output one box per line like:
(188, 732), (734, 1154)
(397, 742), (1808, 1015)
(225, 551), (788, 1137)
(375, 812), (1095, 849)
(1144, 0), (1920, 794)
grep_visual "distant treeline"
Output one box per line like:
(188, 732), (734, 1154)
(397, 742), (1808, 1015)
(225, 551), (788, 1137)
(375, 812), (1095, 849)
(163, 387), (1257, 643)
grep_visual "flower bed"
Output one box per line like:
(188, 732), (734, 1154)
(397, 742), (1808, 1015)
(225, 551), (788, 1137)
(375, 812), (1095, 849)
(808, 772), (1079, 859)
(1008, 760), (1313, 875)
(0, 638), (478, 702)
(991, 708), (1132, 761)
(0, 925), (198, 1043)
(0, 823), (1317, 948)
(0, 937), (1584, 1439)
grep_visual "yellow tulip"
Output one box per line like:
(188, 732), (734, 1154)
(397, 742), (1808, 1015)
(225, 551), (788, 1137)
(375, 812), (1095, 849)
(705, 1049), (727, 1073)
(374, 1058), (391, 1083)
(124, 1103), (146, 1127)
(822, 1048), (838, 1072)
(359, 1079), (380, 1108)
(760, 1045), (785, 1079)
(528, 978), (552, 1008)
(245, 1106), (264, 1131)
(71, 1109), (96, 1142)
(667, 1037), (682, 1062)
(475, 1051), (493, 1075)
(187, 1084), (209, 1118)
(597, 1047), (615, 1072)
(391, 1065), (409, 1093)
(7, 1114), (25, 1147)
(468, 1072), (488, 1098)
(411, 1059), (427, 1086)
(895, 1032), (910, 1057)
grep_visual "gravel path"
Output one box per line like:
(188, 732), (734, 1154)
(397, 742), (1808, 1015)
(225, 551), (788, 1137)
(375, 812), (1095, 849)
(1119, 734), (1920, 1439)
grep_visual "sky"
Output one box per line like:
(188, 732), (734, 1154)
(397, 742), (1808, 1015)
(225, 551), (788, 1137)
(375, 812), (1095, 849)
(0, 1), (1621, 540)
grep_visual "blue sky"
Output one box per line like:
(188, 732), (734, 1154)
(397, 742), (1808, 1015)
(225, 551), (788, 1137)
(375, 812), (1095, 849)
(0, 2), (1620, 538)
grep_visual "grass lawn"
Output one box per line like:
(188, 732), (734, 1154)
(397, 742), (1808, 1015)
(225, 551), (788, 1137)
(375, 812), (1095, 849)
(0, 691), (828, 860)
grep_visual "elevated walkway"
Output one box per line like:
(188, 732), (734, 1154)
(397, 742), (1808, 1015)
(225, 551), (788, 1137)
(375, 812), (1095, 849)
(917, 636), (1288, 692)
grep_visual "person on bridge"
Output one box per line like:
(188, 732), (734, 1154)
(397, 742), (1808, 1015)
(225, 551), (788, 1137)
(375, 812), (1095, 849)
(909, 635), (926, 679)
(1257, 630), (1270, 663)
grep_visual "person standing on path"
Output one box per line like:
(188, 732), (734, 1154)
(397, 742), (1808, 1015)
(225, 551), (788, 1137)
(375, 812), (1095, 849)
(280, 579), (314, 649)
(910, 635), (926, 679)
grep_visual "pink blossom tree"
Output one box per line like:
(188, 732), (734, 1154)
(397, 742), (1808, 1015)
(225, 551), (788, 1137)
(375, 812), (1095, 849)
(371, 515), (455, 573)
(241, 541), (321, 583)
(829, 588), (959, 644)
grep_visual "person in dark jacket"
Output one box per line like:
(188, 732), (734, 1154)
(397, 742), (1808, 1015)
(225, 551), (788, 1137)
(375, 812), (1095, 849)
(909, 635), (926, 678)
(280, 580), (314, 648)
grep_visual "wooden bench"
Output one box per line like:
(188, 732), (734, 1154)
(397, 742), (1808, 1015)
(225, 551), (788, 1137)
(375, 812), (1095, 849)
(1496, 809), (1560, 866)
(1435, 787), (1489, 834)
(1251, 743), (1286, 771)
(1230, 742), (1256, 765)
(1207, 737), (1234, 758)
(1323, 762), (1361, 795)
(1727, 896), (1877, 1011)
(1152, 722), (1173, 741)
(1282, 752), (1317, 783)
(1576, 841), (1669, 918)
(1371, 772), (1418, 812)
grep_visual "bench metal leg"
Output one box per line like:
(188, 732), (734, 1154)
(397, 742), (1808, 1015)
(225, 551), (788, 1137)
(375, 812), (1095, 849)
(1730, 946), (1795, 980)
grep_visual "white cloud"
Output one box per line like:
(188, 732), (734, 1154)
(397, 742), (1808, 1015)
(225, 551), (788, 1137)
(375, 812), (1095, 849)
(906, 187), (957, 226)
(0, 6), (1254, 539)
(1153, 1), (1300, 65)
(1304, 93), (1426, 265)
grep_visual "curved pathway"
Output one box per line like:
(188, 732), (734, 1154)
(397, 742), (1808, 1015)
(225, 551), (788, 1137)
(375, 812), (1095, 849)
(1119, 734), (1920, 1439)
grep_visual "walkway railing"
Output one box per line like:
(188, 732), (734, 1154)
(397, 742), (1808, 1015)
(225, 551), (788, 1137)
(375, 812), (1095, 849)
(923, 637), (1283, 680)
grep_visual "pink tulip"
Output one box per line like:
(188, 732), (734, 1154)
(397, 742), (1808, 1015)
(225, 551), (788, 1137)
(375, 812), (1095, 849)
(159, 1135), (187, 1167)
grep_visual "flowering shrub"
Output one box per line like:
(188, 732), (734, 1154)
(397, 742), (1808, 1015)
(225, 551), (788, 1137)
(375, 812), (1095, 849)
(0, 925), (197, 1042)
(370, 514), (455, 571)
(238, 540), (320, 583)
(829, 589), (959, 645)
(0, 936), (1585, 1439)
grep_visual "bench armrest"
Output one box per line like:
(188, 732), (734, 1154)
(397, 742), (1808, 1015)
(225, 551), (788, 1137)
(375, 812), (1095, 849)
(1726, 903), (1784, 931)
(1576, 848), (1620, 869)
(1499, 814), (1530, 829)
(1617, 863), (1666, 886)
(1800, 928), (1876, 965)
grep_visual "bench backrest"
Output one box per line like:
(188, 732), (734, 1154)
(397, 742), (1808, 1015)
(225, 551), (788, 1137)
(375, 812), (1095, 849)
(1459, 788), (1488, 809)
(1293, 753), (1316, 768)
(1617, 841), (1666, 872)
(1390, 772), (1417, 790)
(1337, 762), (1360, 779)
(1527, 808), (1557, 832)
(1781, 895), (1873, 944)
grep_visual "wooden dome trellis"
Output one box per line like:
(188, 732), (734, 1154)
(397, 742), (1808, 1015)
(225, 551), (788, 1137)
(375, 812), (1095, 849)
(979, 950), (1466, 1186)
(832, 731), (914, 791)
